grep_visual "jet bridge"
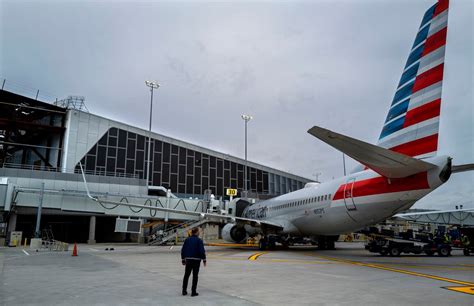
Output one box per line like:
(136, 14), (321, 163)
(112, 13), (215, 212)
(0, 167), (259, 243)
(0, 168), (220, 243)
(7, 185), (208, 221)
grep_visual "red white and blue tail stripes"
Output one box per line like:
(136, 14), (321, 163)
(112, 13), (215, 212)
(378, 0), (449, 158)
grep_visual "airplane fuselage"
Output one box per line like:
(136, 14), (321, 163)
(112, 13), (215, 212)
(242, 155), (451, 236)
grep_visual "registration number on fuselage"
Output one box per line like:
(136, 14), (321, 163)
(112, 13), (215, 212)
(245, 206), (268, 219)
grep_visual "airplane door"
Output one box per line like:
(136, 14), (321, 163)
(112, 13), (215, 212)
(343, 178), (357, 211)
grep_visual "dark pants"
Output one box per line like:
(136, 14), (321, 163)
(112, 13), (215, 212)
(182, 259), (201, 293)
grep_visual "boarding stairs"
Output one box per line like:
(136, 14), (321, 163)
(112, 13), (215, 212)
(148, 219), (210, 246)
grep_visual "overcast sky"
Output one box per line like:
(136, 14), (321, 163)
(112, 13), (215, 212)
(1, 0), (472, 209)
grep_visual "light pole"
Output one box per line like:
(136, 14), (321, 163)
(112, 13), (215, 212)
(145, 80), (160, 187)
(241, 114), (252, 195)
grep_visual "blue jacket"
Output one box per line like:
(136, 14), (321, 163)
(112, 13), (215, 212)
(181, 235), (206, 261)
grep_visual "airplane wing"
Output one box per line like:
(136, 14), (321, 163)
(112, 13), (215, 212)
(307, 126), (437, 178)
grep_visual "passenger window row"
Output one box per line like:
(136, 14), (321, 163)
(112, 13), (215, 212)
(272, 194), (332, 211)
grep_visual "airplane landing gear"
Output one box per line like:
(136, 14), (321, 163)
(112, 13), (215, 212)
(317, 235), (338, 250)
(259, 236), (277, 250)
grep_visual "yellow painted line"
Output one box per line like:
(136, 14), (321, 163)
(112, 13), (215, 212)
(444, 286), (474, 295)
(391, 265), (474, 272)
(209, 252), (471, 270)
(248, 252), (267, 261)
(361, 262), (474, 271)
(308, 254), (474, 287)
(361, 263), (474, 286)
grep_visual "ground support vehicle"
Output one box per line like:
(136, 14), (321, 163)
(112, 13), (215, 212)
(365, 235), (451, 257)
(458, 227), (474, 256)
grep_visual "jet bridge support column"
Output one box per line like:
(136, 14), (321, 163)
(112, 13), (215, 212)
(138, 218), (146, 244)
(88, 216), (96, 244)
(7, 213), (17, 232)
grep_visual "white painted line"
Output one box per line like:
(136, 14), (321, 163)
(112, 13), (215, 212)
(169, 246), (174, 250)
(89, 248), (99, 252)
(22, 249), (30, 256)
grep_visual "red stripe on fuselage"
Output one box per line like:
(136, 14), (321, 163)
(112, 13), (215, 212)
(403, 99), (441, 128)
(412, 63), (444, 93)
(389, 134), (438, 157)
(433, 0), (449, 17)
(333, 172), (429, 201)
(422, 27), (447, 56)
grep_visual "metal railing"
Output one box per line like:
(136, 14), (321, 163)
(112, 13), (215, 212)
(1, 162), (140, 179)
(150, 220), (196, 237)
(1, 78), (60, 103)
(148, 219), (211, 246)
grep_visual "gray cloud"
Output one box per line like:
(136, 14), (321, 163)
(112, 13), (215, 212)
(1, 0), (472, 209)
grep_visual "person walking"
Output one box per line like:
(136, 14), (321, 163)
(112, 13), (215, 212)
(181, 227), (206, 296)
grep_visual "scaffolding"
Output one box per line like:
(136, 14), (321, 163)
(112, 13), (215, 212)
(54, 96), (89, 112)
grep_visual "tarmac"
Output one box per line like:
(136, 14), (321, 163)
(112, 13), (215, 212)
(1, 242), (473, 305)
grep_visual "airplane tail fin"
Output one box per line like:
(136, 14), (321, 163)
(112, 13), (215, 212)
(377, 0), (449, 158)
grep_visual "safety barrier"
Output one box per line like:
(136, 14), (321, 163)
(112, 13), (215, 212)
(42, 239), (69, 251)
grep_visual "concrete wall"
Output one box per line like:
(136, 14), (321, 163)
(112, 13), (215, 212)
(0, 184), (7, 210)
(63, 110), (110, 172)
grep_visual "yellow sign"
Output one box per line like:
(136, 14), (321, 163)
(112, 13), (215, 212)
(226, 188), (237, 196)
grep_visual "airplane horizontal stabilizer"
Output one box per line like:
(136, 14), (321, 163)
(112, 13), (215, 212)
(452, 163), (474, 173)
(307, 126), (436, 178)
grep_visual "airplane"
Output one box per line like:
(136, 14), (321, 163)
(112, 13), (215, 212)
(81, 0), (473, 250)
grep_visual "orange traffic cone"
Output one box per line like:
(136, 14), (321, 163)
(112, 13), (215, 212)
(72, 242), (78, 256)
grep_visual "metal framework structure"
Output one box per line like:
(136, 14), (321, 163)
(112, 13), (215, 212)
(0, 90), (66, 169)
(54, 96), (89, 112)
(396, 211), (474, 226)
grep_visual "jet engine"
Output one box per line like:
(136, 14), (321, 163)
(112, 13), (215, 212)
(221, 223), (248, 243)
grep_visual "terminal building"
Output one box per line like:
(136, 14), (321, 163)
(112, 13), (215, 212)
(0, 87), (310, 244)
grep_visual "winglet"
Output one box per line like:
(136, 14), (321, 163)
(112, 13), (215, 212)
(308, 126), (436, 178)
